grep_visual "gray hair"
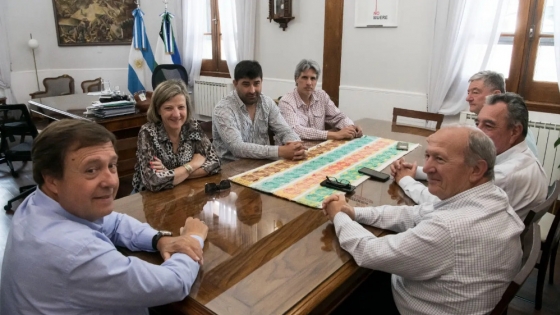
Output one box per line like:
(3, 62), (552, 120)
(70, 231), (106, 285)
(147, 79), (194, 123)
(485, 92), (528, 138)
(442, 125), (496, 180)
(465, 127), (496, 180)
(294, 59), (321, 81)
(469, 70), (506, 93)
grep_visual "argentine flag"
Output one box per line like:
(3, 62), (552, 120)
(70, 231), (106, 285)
(128, 8), (155, 94)
(155, 11), (182, 65)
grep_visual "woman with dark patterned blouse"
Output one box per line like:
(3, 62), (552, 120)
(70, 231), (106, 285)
(132, 80), (220, 192)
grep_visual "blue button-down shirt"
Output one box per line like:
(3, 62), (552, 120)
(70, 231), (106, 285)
(1, 189), (202, 315)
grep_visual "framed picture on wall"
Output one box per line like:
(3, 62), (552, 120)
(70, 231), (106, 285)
(355, 0), (399, 28)
(51, 0), (135, 46)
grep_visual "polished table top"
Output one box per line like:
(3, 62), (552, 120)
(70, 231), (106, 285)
(28, 94), (146, 127)
(113, 118), (428, 314)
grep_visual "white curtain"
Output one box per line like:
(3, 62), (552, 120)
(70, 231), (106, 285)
(182, 0), (206, 87)
(0, 0), (16, 103)
(427, 0), (505, 115)
(554, 0), (560, 92)
(219, 0), (257, 78)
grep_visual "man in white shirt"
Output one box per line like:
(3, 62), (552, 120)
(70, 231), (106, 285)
(467, 70), (538, 156)
(323, 126), (524, 315)
(392, 92), (547, 220)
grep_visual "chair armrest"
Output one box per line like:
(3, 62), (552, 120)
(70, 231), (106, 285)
(29, 91), (47, 99)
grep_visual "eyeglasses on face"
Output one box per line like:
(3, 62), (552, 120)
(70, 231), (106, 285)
(205, 179), (231, 194)
(326, 176), (350, 188)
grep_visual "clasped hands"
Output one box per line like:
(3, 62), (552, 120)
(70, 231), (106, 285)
(322, 194), (356, 222)
(279, 141), (307, 161)
(156, 217), (208, 264)
(389, 157), (417, 183)
(329, 125), (363, 140)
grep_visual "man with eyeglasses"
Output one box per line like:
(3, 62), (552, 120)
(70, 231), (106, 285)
(323, 125), (524, 314)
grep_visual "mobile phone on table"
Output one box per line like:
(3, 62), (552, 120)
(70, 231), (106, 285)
(396, 142), (409, 150)
(358, 167), (390, 182)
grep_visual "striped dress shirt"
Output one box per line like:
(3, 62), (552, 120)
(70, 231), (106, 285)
(212, 91), (300, 162)
(278, 88), (354, 140)
(333, 182), (524, 315)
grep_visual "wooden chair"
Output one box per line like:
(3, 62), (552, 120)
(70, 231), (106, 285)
(198, 120), (213, 142)
(522, 180), (560, 309)
(0, 97), (6, 105)
(81, 77), (102, 93)
(491, 223), (541, 315)
(29, 74), (75, 99)
(391, 108), (444, 137)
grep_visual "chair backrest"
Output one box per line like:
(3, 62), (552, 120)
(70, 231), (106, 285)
(30, 74), (75, 98)
(198, 120), (213, 142)
(523, 180), (560, 227)
(490, 223), (541, 315)
(543, 189), (560, 256)
(0, 105), (39, 161)
(392, 108), (444, 137)
(152, 64), (189, 90)
(81, 77), (102, 93)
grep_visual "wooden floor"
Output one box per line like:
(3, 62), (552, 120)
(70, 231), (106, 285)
(0, 161), (559, 314)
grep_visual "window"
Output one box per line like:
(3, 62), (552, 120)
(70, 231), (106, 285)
(487, 0), (559, 113)
(201, 0), (230, 77)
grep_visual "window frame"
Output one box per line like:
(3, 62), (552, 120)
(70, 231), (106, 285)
(500, 0), (560, 113)
(200, 0), (230, 78)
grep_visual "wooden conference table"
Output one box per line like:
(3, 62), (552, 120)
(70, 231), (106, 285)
(112, 118), (428, 315)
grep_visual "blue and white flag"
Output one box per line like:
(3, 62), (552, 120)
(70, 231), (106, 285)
(155, 11), (182, 65)
(128, 8), (156, 94)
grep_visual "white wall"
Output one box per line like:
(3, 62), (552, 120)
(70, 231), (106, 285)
(255, 0), (325, 99)
(338, 0), (437, 122)
(6, 0), (181, 103)
(7, 0), (560, 125)
(254, 0), (437, 122)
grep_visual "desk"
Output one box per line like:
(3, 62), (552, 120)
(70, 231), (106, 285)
(114, 118), (427, 314)
(28, 94), (147, 196)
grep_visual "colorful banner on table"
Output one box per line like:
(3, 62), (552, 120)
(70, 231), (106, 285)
(128, 8), (156, 94)
(230, 136), (419, 209)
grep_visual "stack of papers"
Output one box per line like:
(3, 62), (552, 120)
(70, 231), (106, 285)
(88, 100), (137, 118)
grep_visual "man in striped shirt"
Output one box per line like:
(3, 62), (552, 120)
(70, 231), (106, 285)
(213, 60), (304, 162)
(323, 125), (524, 314)
(279, 59), (362, 140)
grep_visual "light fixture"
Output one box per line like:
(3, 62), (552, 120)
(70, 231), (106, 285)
(268, 0), (294, 31)
(27, 33), (40, 92)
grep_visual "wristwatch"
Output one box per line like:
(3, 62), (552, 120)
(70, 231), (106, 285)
(152, 230), (173, 251)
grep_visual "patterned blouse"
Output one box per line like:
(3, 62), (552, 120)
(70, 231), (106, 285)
(132, 120), (220, 192)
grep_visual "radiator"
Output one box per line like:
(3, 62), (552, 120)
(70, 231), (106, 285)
(194, 76), (234, 117)
(460, 111), (560, 185)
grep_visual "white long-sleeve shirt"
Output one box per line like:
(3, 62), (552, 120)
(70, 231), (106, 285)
(398, 140), (547, 220)
(333, 182), (524, 315)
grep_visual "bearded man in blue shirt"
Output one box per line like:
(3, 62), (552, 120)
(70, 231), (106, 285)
(1, 119), (207, 315)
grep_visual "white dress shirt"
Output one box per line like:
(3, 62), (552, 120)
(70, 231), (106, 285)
(398, 140), (548, 220)
(333, 182), (524, 315)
